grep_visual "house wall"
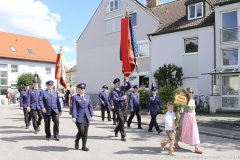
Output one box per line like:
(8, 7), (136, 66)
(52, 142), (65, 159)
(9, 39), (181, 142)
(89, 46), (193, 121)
(150, 26), (214, 96)
(76, 0), (159, 94)
(0, 59), (56, 104)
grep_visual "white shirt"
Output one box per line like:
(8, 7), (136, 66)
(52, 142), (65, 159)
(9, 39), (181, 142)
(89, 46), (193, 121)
(164, 111), (176, 131)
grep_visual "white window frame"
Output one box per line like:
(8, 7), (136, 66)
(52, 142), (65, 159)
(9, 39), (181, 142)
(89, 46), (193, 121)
(129, 11), (137, 27)
(106, 0), (122, 13)
(129, 72), (150, 89)
(221, 48), (239, 68)
(45, 67), (51, 75)
(183, 37), (199, 55)
(221, 74), (240, 109)
(220, 9), (239, 44)
(188, 2), (204, 20)
(11, 64), (18, 73)
(104, 15), (122, 34)
(136, 40), (150, 59)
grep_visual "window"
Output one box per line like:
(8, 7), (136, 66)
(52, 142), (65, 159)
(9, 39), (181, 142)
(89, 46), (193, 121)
(130, 12), (137, 27)
(0, 87), (7, 95)
(10, 46), (16, 52)
(139, 75), (149, 88)
(0, 71), (8, 85)
(188, 2), (203, 20)
(222, 76), (239, 108)
(11, 65), (18, 73)
(106, 0), (122, 13)
(105, 16), (121, 34)
(137, 42), (150, 57)
(222, 49), (238, 66)
(28, 48), (35, 54)
(45, 68), (51, 74)
(221, 11), (238, 43)
(184, 37), (198, 53)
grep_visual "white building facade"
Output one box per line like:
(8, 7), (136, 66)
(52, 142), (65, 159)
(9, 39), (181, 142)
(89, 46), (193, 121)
(210, 0), (240, 111)
(76, 0), (159, 94)
(0, 59), (56, 104)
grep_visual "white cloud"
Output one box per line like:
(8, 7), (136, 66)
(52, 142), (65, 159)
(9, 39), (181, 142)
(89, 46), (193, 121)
(52, 44), (75, 53)
(0, 0), (63, 40)
(67, 59), (76, 69)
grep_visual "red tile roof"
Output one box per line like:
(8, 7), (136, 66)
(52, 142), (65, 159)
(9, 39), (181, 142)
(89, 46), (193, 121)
(0, 31), (56, 63)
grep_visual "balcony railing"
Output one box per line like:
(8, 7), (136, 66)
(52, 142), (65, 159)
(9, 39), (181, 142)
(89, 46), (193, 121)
(220, 27), (240, 44)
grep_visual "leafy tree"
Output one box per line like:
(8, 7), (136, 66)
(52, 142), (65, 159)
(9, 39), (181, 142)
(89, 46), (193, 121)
(139, 89), (150, 109)
(154, 64), (183, 89)
(17, 73), (41, 92)
(158, 85), (175, 113)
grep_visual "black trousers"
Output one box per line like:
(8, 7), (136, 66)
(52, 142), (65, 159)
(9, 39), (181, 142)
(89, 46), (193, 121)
(75, 122), (89, 148)
(127, 110), (142, 127)
(148, 114), (160, 132)
(112, 109), (117, 123)
(101, 104), (111, 121)
(31, 109), (43, 130)
(23, 108), (31, 126)
(114, 109), (126, 137)
(44, 111), (59, 138)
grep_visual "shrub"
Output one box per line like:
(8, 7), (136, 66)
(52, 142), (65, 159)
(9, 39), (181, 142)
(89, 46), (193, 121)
(17, 73), (41, 92)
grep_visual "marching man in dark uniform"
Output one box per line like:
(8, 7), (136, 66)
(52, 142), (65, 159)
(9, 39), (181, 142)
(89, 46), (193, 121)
(112, 77), (131, 141)
(72, 83), (94, 151)
(99, 85), (111, 121)
(20, 82), (31, 129)
(42, 80), (62, 141)
(28, 79), (43, 134)
(148, 87), (163, 134)
(127, 85), (142, 129)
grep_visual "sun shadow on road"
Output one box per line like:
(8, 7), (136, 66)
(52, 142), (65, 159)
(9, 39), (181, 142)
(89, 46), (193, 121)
(114, 146), (161, 155)
(23, 146), (74, 152)
(0, 135), (75, 142)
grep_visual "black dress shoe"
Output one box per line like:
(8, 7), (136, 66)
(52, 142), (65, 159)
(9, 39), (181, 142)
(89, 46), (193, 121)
(46, 137), (50, 141)
(113, 122), (116, 125)
(82, 147), (89, 151)
(34, 129), (40, 134)
(158, 129), (163, 134)
(108, 119), (112, 121)
(127, 124), (130, 128)
(75, 141), (79, 149)
(138, 127), (143, 129)
(115, 132), (118, 137)
(121, 137), (126, 142)
(54, 136), (60, 141)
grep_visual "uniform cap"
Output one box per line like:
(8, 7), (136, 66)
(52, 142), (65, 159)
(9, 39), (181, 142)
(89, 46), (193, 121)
(77, 83), (86, 89)
(151, 87), (157, 91)
(23, 82), (30, 86)
(32, 79), (38, 83)
(133, 85), (139, 89)
(46, 80), (54, 86)
(102, 85), (108, 89)
(113, 78), (120, 84)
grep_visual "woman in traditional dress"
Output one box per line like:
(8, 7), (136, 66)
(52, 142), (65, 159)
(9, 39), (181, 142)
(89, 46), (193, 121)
(175, 88), (203, 154)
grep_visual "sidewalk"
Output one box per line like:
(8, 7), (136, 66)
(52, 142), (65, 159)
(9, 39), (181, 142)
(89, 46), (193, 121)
(68, 107), (239, 141)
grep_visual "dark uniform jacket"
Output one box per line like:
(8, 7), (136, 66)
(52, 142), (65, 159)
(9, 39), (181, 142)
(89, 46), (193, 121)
(42, 90), (62, 115)
(112, 82), (131, 110)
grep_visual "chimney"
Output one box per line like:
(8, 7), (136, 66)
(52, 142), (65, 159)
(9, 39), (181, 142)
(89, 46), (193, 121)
(146, 0), (161, 8)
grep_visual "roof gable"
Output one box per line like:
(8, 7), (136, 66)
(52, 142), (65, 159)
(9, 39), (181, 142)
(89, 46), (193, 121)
(150, 0), (215, 36)
(0, 31), (56, 63)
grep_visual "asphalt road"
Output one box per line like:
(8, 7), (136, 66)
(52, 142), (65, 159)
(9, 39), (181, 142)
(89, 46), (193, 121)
(0, 104), (239, 160)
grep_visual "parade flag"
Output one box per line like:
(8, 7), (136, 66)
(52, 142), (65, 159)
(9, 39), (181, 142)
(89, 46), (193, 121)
(55, 46), (67, 88)
(120, 16), (138, 77)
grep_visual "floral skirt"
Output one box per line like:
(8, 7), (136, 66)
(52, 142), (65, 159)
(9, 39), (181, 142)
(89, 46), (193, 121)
(180, 112), (200, 145)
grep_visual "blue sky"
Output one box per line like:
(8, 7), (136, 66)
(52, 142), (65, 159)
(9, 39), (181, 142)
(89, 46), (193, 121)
(0, 0), (173, 68)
